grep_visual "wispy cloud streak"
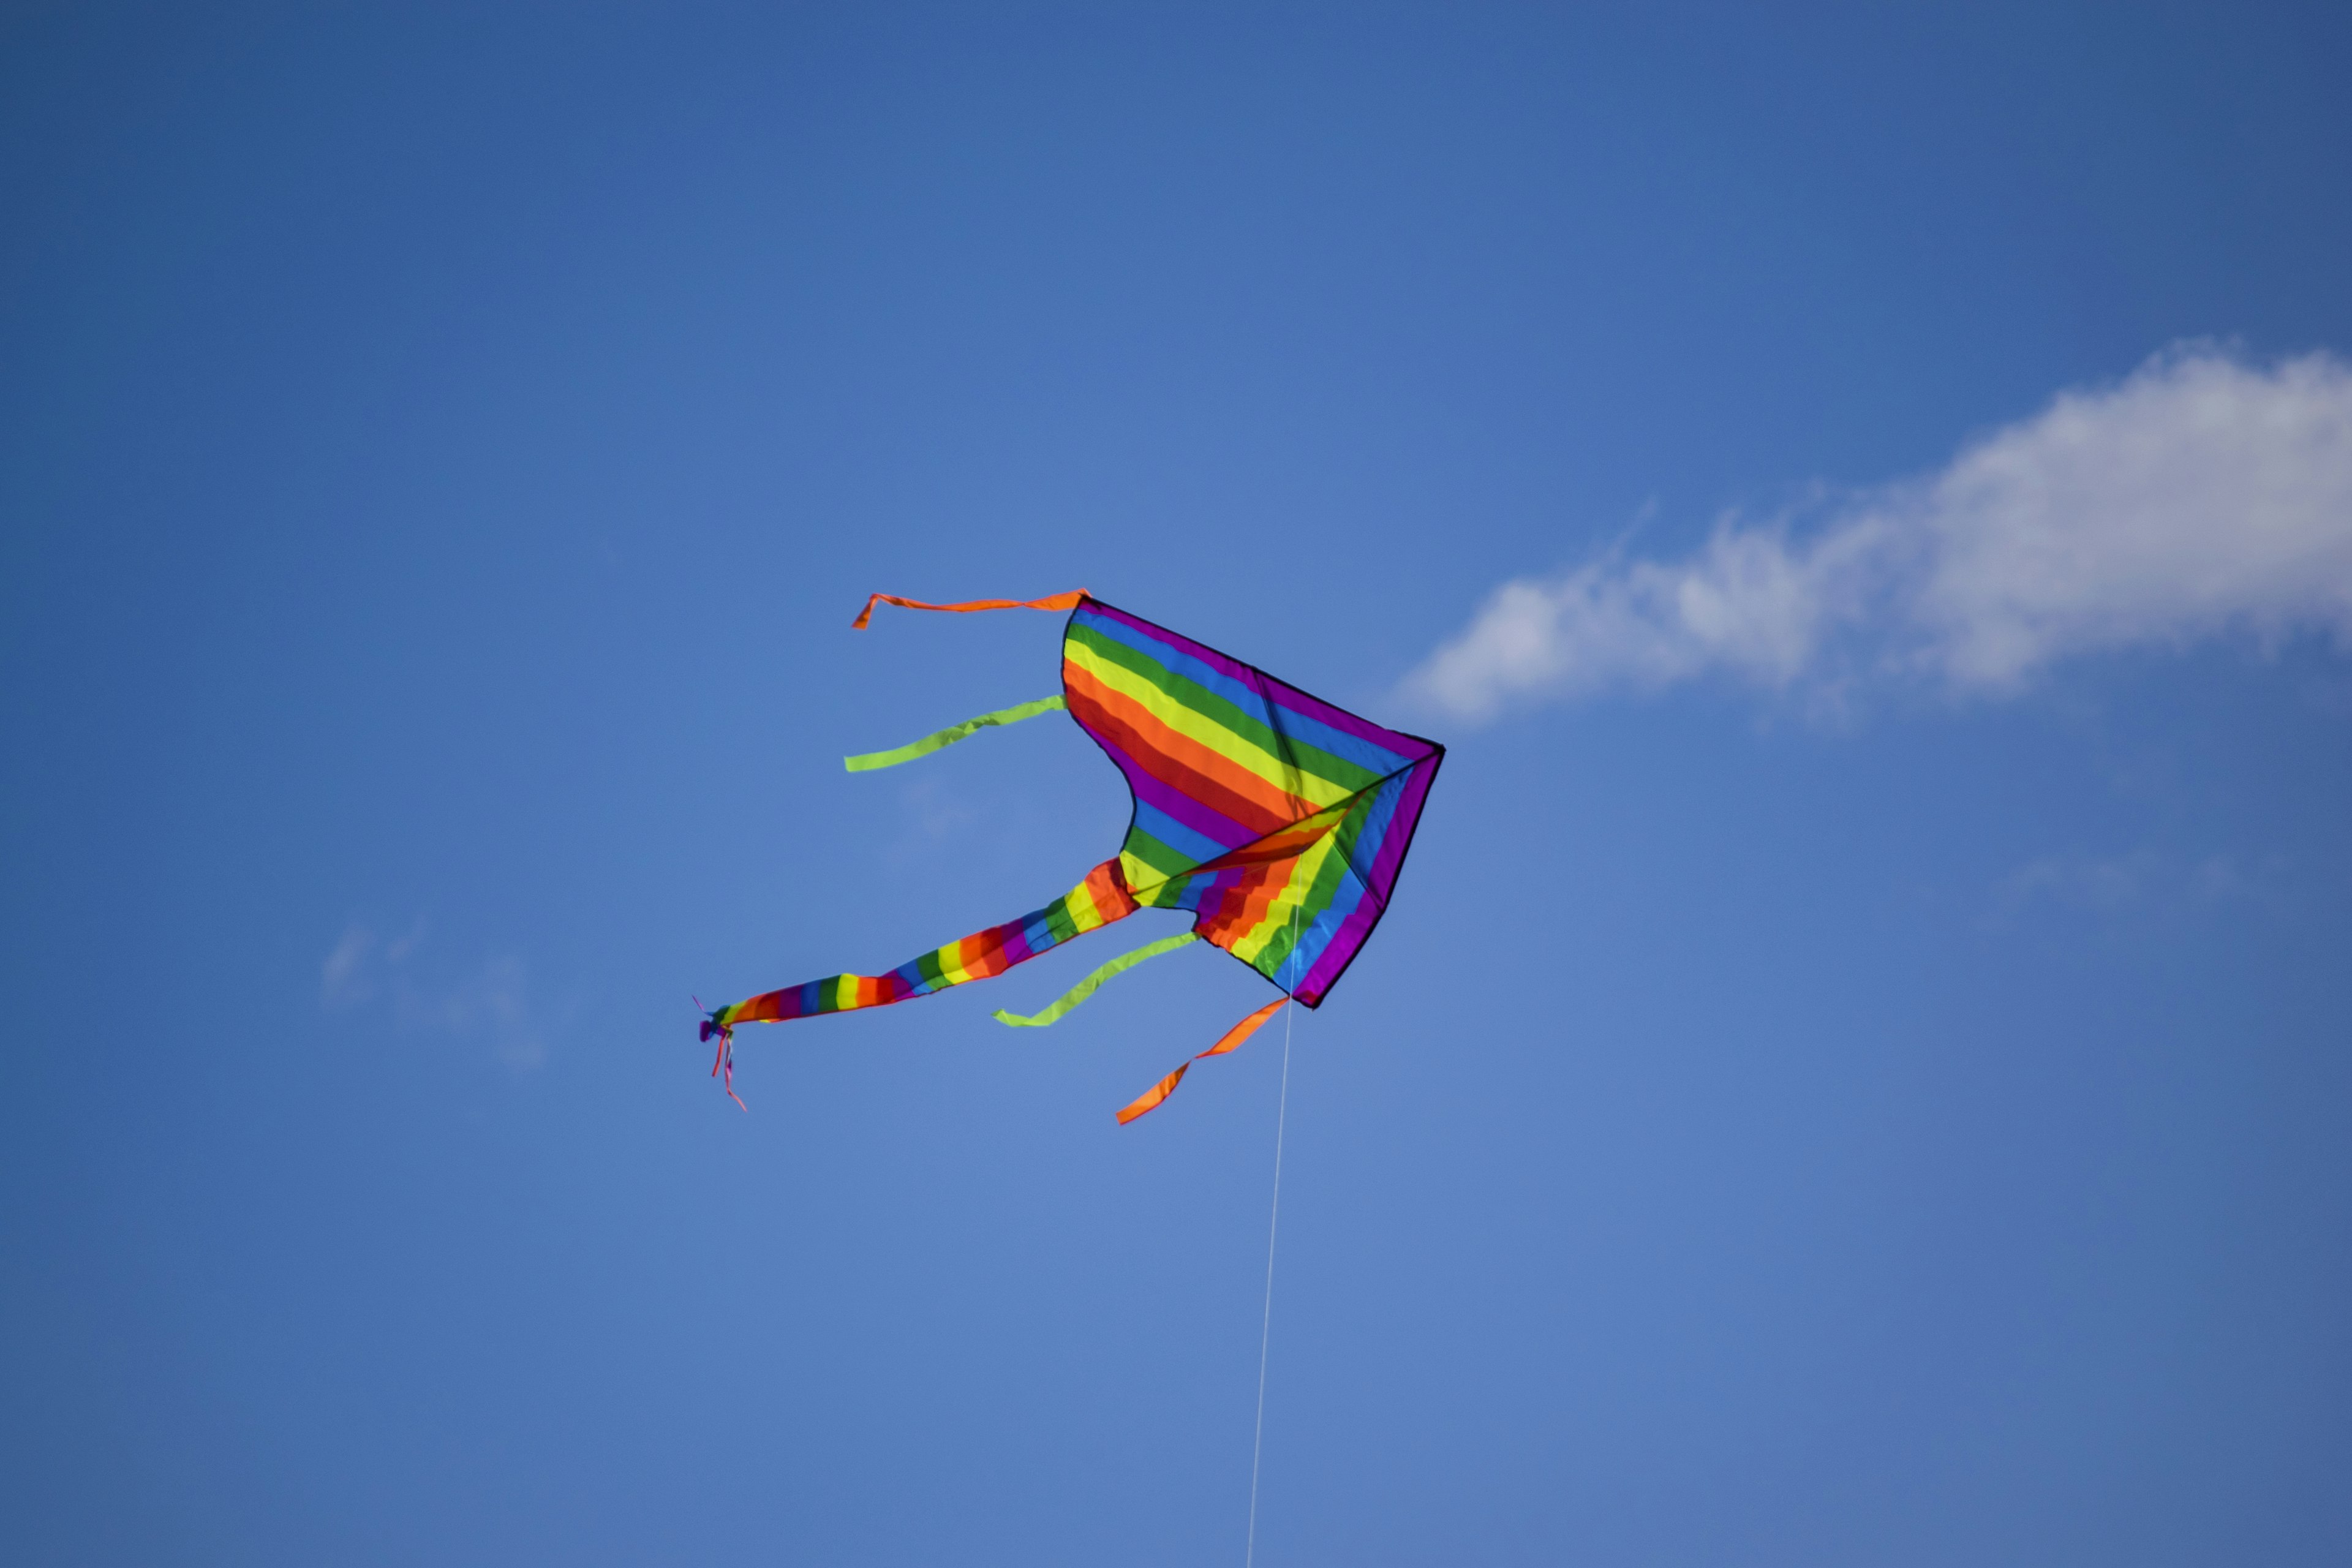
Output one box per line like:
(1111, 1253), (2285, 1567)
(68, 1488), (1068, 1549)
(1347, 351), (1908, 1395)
(322, 922), (546, 1071)
(1406, 346), (2352, 720)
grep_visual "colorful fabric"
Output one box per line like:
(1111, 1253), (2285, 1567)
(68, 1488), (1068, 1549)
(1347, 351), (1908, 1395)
(700, 592), (1443, 1120)
(703, 858), (1137, 1033)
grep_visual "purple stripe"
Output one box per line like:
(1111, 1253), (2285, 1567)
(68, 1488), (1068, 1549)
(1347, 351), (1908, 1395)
(1298, 889), (1379, 1005)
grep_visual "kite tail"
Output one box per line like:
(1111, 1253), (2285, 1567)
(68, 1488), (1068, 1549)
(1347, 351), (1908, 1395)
(1117, 997), (1290, 1124)
(991, 930), (1198, 1027)
(843, 695), (1067, 772)
(709, 1027), (747, 1112)
(698, 859), (1142, 1088)
(851, 589), (1088, 630)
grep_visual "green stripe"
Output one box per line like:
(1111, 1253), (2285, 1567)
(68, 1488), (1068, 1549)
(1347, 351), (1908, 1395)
(843, 695), (1066, 772)
(990, 932), (1198, 1027)
(1120, 827), (1196, 889)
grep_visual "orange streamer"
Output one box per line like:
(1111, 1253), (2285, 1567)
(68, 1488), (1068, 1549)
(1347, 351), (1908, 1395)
(1116, 997), (1289, 1125)
(852, 589), (1090, 630)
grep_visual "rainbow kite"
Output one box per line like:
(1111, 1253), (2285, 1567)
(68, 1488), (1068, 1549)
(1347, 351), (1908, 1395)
(701, 590), (1444, 1121)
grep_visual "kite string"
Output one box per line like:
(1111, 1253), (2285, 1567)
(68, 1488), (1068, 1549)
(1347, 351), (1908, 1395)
(1245, 903), (1300, 1568)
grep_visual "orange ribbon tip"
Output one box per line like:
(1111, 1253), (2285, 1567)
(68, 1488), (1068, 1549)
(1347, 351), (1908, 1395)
(1117, 1065), (1189, 1125)
(852, 590), (1089, 630)
(1116, 997), (1289, 1125)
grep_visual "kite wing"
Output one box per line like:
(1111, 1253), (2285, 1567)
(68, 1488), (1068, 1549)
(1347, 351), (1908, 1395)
(1061, 597), (1441, 1007)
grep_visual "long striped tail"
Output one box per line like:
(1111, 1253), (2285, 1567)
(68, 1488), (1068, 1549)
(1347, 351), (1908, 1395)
(700, 587), (1110, 1106)
(699, 859), (1141, 1088)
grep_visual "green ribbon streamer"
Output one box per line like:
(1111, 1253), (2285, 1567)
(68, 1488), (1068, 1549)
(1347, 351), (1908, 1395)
(843, 694), (1067, 773)
(992, 932), (1199, 1027)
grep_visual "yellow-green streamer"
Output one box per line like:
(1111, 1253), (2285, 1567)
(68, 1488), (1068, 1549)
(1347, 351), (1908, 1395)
(843, 695), (1067, 772)
(991, 931), (1198, 1027)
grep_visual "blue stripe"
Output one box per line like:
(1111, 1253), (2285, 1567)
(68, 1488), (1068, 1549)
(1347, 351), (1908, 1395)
(1257, 870), (1366, 989)
(1336, 769), (1408, 897)
(1131, 800), (1232, 869)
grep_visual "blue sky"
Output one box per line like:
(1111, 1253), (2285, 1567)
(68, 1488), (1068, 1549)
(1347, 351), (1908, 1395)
(6, 4), (2351, 1563)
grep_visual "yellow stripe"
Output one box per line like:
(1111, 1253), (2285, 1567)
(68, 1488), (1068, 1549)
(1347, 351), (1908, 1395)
(1066, 642), (1355, 811)
(1121, 850), (1176, 902)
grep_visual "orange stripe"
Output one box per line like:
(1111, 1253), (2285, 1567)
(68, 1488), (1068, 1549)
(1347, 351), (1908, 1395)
(852, 589), (1087, 630)
(1195, 865), (1287, 947)
(1081, 859), (1139, 922)
(1069, 682), (1295, 839)
(955, 930), (1012, 979)
(1066, 665), (1314, 826)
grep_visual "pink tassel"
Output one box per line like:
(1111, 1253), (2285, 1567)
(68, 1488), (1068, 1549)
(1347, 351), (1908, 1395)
(697, 1000), (747, 1111)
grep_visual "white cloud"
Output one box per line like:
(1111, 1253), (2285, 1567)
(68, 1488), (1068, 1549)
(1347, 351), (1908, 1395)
(1405, 345), (2352, 721)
